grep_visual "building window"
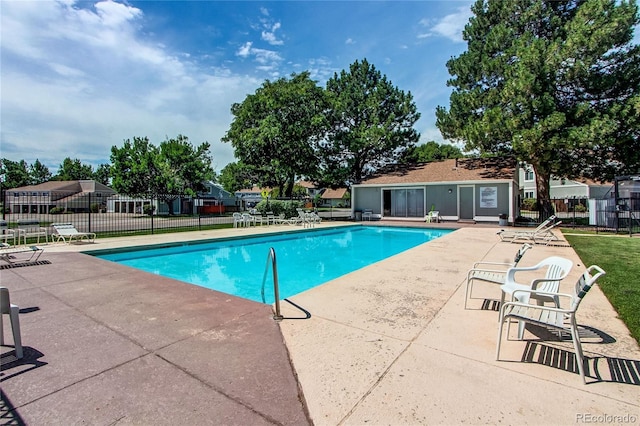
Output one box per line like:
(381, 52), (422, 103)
(524, 191), (535, 199)
(382, 188), (425, 218)
(524, 170), (534, 181)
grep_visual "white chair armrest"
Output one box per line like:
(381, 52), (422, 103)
(511, 288), (572, 302)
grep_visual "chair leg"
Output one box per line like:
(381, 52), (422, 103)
(464, 279), (472, 309)
(570, 320), (586, 383)
(10, 305), (23, 358)
(496, 312), (507, 360)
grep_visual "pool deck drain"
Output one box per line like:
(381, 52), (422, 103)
(2, 221), (639, 425)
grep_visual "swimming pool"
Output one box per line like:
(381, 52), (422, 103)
(95, 225), (452, 304)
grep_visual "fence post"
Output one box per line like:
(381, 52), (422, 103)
(151, 194), (155, 235)
(88, 192), (92, 232)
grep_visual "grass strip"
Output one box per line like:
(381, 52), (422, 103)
(564, 232), (640, 344)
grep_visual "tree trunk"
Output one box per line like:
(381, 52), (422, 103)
(533, 166), (554, 221)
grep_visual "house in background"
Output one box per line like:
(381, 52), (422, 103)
(6, 180), (116, 214)
(320, 188), (350, 207)
(197, 181), (236, 214)
(351, 157), (519, 223)
(235, 186), (266, 209)
(297, 180), (323, 199)
(519, 165), (612, 200)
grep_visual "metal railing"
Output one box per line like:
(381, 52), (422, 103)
(261, 247), (283, 320)
(0, 190), (236, 238)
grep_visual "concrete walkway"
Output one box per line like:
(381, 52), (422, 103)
(2, 222), (639, 425)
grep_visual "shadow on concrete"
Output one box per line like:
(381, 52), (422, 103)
(0, 347), (47, 382)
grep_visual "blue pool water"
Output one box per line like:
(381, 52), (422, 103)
(95, 226), (452, 304)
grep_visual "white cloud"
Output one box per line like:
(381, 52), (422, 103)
(262, 22), (283, 45)
(418, 5), (472, 43)
(0, 0), (261, 173)
(345, 38), (355, 45)
(237, 41), (253, 58)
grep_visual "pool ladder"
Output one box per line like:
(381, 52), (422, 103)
(262, 247), (283, 321)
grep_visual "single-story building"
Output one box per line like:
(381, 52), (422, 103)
(351, 157), (519, 223)
(5, 180), (117, 214)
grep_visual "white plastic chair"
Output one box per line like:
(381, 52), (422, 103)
(425, 210), (440, 223)
(500, 256), (574, 338)
(232, 213), (245, 228)
(496, 265), (606, 384)
(1, 286), (23, 359)
(464, 243), (533, 309)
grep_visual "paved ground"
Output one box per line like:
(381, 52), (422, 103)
(1, 221), (639, 425)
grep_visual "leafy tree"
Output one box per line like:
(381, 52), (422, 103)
(436, 0), (640, 218)
(322, 59), (421, 186)
(403, 141), (464, 163)
(110, 135), (214, 214)
(110, 137), (158, 197)
(93, 164), (112, 186)
(53, 158), (95, 181)
(29, 159), (52, 184)
(1, 159), (31, 188)
(218, 161), (256, 194)
(222, 72), (328, 198)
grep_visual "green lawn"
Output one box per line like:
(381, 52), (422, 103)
(563, 231), (640, 344)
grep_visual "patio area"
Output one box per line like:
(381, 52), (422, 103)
(1, 223), (639, 424)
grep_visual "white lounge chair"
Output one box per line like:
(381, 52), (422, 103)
(497, 215), (558, 243)
(0, 243), (44, 265)
(496, 265), (606, 384)
(52, 223), (96, 244)
(16, 219), (49, 245)
(500, 256), (574, 339)
(0, 220), (18, 246)
(1, 286), (23, 359)
(464, 243), (533, 309)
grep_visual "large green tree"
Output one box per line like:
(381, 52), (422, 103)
(110, 135), (214, 214)
(322, 59), (421, 186)
(436, 0), (640, 218)
(1, 159), (32, 188)
(222, 72), (328, 198)
(30, 159), (52, 184)
(53, 158), (95, 181)
(218, 161), (256, 194)
(403, 141), (464, 164)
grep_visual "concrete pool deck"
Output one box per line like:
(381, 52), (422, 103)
(1, 222), (639, 424)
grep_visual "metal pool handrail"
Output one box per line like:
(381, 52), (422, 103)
(261, 247), (283, 321)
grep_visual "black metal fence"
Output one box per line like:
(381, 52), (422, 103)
(518, 196), (640, 234)
(1, 190), (235, 239)
(518, 197), (590, 227)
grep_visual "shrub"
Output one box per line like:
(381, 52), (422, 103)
(521, 198), (537, 211)
(574, 204), (587, 213)
(50, 207), (65, 214)
(143, 204), (155, 215)
(90, 203), (101, 213)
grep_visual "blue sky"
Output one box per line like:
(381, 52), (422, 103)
(2, 1), (636, 176)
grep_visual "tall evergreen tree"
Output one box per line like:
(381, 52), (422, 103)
(436, 0), (640, 218)
(29, 159), (52, 184)
(322, 59), (420, 186)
